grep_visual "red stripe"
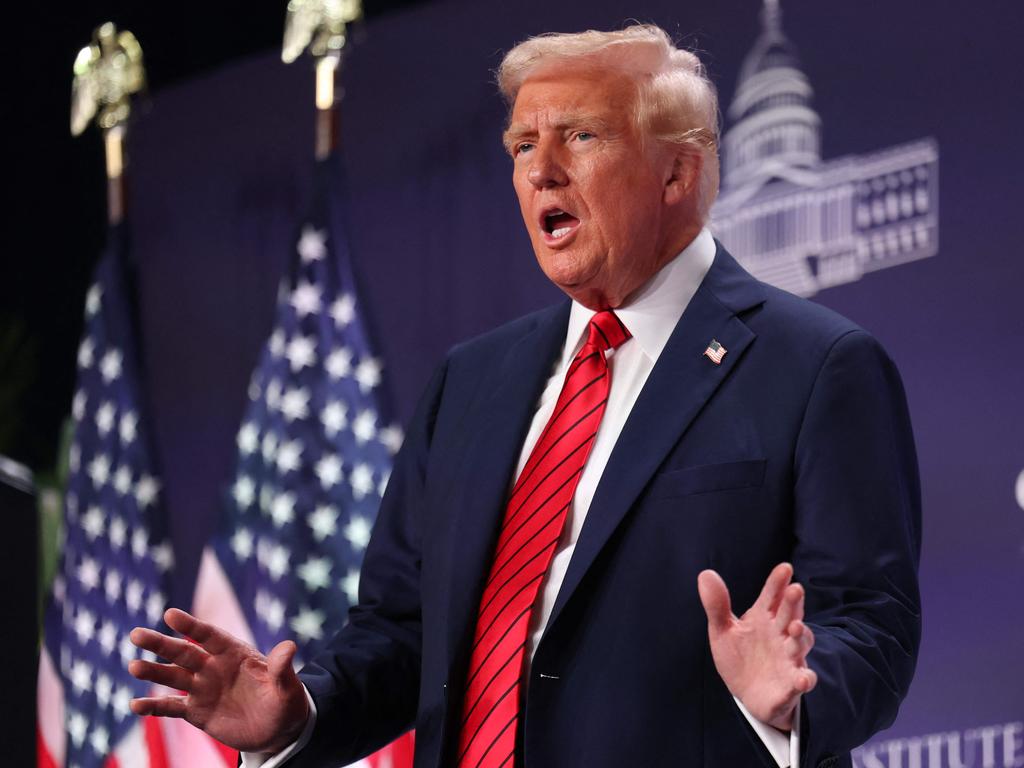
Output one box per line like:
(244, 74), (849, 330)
(143, 717), (170, 768)
(103, 754), (120, 768)
(36, 727), (59, 768)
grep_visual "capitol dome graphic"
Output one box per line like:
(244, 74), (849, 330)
(711, 0), (939, 296)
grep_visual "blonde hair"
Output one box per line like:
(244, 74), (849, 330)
(498, 25), (720, 219)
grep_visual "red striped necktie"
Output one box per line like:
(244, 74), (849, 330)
(457, 309), (631, 768)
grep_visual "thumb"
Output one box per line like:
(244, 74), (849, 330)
(697, 569), (734, 634)
(267, 640), (300, 687)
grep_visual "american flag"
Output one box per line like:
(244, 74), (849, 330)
(703, 339), (727, 365)
(37, 227), (175, 768)
(189, 161), (413, 767)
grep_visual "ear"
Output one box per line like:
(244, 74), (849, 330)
(663, 149), (702, 207)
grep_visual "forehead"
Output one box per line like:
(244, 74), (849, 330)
(509, 67), (639, 127)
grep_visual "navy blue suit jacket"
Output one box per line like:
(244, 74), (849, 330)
(293, 244), (922, 768)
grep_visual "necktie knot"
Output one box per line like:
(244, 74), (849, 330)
(586, 310), (631, 353)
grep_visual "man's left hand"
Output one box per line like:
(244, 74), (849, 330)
(697, 562), (817, 731)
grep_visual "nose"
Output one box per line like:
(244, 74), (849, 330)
(526, 143), (568, 189)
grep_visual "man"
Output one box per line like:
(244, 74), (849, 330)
(129, 25), (921, 768)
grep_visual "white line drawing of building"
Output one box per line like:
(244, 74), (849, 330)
(711, 0), (939, 296)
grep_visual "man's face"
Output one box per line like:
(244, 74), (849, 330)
(507, 67), (680, 309)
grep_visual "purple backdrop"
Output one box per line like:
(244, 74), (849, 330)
(124, 0), (1023, 762)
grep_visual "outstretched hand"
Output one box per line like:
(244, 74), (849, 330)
(128, 608), (309, 753)
(697, 563), (817, 731)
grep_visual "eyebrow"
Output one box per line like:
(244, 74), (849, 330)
(503, 113), (616, 153)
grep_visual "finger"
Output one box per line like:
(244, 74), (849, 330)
(130, 694), (189, 719)
(130, 628), (209, 672)
(753, 562), (793, 614)
(794, 667), (818, 694)
(697, 570), (734, 634)
(164, 608), (238, 655)
(128, 659), (194, 692)
(775, 582), (804, 630)
(268, 640), (299, 687)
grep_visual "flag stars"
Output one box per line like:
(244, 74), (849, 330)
(98, 620), (118, 655)
(330, 293), (356, 327)
(135, 474), (160, 508)
(354, 357), (383, 392)
(151, 542), (174, 572)
(72, 390), (87, 420)
(119, 410), (138, 445)
(341, 568), (360, 604)
(233, 475), (256, 508)
(68, 711), (89, 747)
(297, 226), (327, 262)
(325, 347), (353, 380)
(320, 401), (348, 436)
(265, 379), (283, 413)
(343, 515), (372, 550)
(99, 348), (123, 384)
(290, 281), (323, 317)
(146, 591), (165, 625)
(95, 401), (116, 436)
(231, 527), (254, 560)
(315, 454), (343, 489)
(89, 725), (111, 756)
(276, 440), (304, 474)
(118, 635), (138, 666)
(285, 335), (317, 372)
(81, 506), (105, 541)
(378, 424), (404, 455)
(290, 607), (325, 642)
(77, 556), (101, 592)
(73, 607), (96, 645)
(87, 454), (111, 488)
(112, 686), (132, 719)
(350, 463), (375, 500)
(125, 579), (144, 614)
(280, 387), (311, 422)
(269, 329), (287, 359)
(78, 337), (95, 369)
(113, 465), (133, 495)
(270, 491), (297, 527)
(95, 673), (113, 708)
(131, 528), (149, 560)
(237, 422), (260, 455)
(262, 431), (279, 463)
(109, 517), (127, 549)
(70, 658), (94, 695)
(352, 410), (377, 444)
(307, 505), (339, 542)
(104, 570), (122, 603)
(85, 284), (103, 316)
(256, 590), (286, 632)
(265, 544), (290, 580)
(297, 556), (332, 591)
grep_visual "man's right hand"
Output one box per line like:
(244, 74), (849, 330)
(128, 608), (309, 753)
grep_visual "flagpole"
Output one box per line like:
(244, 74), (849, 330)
(70, 21), (146, 225)
(281, 0), (363, 158)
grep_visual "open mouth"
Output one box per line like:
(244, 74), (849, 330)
(541, 208), (581, 243)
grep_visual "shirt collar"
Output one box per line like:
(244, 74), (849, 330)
(561, 227), (716, 366)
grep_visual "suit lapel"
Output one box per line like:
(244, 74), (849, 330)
(545, 244), (765, 633)
(442, 302), (571, 676)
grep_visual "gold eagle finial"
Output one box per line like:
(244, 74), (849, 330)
(70, 22), (145, 137)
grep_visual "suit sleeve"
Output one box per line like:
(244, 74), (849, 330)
(792, 330), (922, 762)
(288, 359), (449, 766)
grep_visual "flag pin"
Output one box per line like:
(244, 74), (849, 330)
(703, 339), (727, 365)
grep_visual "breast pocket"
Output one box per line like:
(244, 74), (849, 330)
(645, 459), (766, 500)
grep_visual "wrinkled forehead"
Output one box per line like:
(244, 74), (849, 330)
(507, 64), (642, 128)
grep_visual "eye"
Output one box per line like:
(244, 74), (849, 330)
(514, 142), (535, 156)
(574, 131), (595, 142)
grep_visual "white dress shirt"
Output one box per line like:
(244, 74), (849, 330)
(247, 228), (799, 768)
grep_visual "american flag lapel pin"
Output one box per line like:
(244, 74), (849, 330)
(703, 339), (727, 365)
